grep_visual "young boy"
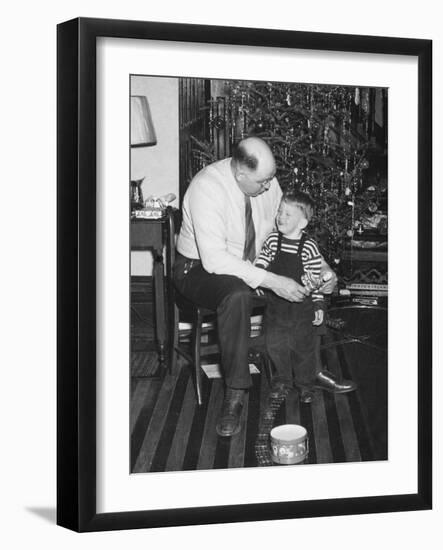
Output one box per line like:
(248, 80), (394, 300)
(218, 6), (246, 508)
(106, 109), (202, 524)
(255, 190), (325, 404)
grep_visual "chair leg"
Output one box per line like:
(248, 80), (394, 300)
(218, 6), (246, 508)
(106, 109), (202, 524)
(193, 310), (203, 406)
(262, 352), (274, 386)
(171, 304), (179, 375)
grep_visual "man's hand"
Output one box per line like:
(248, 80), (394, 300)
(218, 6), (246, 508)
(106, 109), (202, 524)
(261, 272), (309, 302)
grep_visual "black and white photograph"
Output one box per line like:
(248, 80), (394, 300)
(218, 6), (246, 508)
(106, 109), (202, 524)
(130, 74), (388, 473)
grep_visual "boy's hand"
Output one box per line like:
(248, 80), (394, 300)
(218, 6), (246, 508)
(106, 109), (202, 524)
(319, 260), (337, 294)
(313, 310), (324, 326)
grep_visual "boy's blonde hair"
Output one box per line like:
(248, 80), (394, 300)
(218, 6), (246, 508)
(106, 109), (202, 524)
(282, 190), (315, 223)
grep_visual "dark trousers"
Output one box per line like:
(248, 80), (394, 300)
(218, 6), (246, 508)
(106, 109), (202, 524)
(173, 254), (256, 389)
(264, 295), (320, 390)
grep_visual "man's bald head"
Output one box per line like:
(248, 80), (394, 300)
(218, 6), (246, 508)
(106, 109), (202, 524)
(232, 137), (276, 173)
(231, 137), (277, 196)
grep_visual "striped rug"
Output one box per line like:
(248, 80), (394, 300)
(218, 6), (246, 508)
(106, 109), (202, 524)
(130, 327), (387, 472)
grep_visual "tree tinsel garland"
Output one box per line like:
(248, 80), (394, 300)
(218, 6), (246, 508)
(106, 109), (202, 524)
(192, 80), (384, 265)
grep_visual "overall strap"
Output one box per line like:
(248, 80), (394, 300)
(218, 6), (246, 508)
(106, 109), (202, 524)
(276, 231), (283, 255)
(276, 231), (307, 256)
(297, 232), (308, 257)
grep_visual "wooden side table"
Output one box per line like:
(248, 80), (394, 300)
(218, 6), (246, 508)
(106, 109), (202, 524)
(131, 214), (172, 365)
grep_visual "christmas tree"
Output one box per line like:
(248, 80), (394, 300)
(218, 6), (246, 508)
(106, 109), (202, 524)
(192, 79), (386, 266)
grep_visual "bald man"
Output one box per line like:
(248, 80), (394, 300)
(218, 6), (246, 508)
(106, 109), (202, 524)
(175, 138), (337, 437)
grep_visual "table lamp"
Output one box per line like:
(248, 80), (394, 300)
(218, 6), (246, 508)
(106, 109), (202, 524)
(130, 95), (157, 210)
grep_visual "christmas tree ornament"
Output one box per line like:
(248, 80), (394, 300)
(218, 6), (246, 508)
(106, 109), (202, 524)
(361, 159), (370, 170)
(211, 115), (225, 129)
(255, 118), (266, 132)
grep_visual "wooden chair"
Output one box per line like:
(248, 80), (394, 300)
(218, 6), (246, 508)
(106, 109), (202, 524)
(165, 207), (272, 406)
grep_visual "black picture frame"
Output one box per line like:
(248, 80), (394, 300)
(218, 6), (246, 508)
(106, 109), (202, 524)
(57, 17), (432, 532)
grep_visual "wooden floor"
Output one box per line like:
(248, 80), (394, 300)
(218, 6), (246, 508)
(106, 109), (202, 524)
(130, 306), (387, 473)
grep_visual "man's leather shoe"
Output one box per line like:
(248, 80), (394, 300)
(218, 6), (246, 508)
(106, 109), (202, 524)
(314, 370), (356, 394)
(216, 388), (245, 437)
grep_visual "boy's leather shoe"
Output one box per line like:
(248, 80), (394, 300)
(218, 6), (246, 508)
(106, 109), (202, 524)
(216, 388), (245, 437)
(314, 370), (356, 393)
(300, 389), (314, 404)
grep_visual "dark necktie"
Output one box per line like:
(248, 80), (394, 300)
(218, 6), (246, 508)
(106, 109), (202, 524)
(243, 195), (256, 262)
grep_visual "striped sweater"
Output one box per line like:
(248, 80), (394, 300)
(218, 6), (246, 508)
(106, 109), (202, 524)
(255, 231), (324, 306)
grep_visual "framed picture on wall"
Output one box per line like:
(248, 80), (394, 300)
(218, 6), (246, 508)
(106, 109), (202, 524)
(57, 17), (432, 532)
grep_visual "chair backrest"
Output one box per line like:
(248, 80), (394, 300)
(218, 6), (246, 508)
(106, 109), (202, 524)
(165, 206), (214, 319)
(165, 206), (179, 302)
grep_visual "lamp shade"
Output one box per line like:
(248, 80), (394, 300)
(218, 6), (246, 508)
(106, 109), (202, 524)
(131, 95), (157, 147)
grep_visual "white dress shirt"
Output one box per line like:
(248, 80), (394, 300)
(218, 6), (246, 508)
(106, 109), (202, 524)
(177, 157), (282, 288)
